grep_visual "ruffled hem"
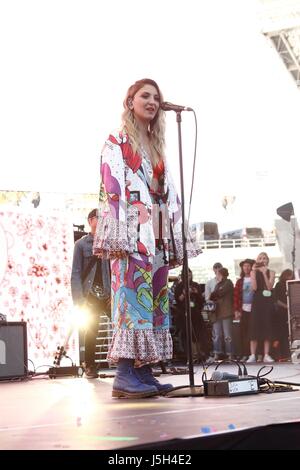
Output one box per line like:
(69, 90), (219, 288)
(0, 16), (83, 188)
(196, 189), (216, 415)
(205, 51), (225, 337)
(170, 228), (202, 265)
(107, 329), (173, 367)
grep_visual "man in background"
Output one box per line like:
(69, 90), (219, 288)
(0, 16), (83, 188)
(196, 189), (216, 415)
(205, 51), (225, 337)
(71, 209), (111, 378)
(205, 262), (223, 301)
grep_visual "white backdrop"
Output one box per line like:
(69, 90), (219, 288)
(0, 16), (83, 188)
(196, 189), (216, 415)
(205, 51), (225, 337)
(0, 209), (78, 369)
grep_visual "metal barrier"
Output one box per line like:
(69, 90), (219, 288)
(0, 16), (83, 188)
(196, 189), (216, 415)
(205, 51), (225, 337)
(95, 314), (113, 367)
(200, 237), (277, 250)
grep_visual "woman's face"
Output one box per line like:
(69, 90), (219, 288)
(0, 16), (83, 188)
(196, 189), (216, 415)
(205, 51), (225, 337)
(243, 263), (252, 275)
(131, 84), (160, 124)
(256, 253), (269, 265)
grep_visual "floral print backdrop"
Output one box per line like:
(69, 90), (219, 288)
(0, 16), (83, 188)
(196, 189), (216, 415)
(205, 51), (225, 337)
(0, 210), (78, 369)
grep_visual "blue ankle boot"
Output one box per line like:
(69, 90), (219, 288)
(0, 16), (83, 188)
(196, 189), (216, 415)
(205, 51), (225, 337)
(112, 359), (159, 398)
(135, 365), (174, 394)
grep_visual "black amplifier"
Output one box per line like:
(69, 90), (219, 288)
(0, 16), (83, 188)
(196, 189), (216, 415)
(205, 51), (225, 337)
(0, 322), (28, 380)
(204, 376), (259, 397)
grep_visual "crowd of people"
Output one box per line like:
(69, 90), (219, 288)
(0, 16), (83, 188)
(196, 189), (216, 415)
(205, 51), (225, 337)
(169, 254), (293, 365)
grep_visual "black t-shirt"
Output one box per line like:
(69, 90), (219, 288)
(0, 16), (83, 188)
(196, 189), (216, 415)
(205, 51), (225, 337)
(93, 259), (103, 288)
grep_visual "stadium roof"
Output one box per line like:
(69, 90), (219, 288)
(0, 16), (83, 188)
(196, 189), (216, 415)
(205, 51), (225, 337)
(259, 0), (300, 89)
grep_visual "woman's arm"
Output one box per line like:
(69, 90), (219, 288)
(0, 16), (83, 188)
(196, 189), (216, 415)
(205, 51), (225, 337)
(93, 134), (129, 258)
(250, 267), (257, 291)
(277, 299), (288, 309)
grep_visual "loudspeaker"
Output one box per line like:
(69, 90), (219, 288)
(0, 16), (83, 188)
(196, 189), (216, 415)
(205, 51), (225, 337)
(0, 322), (28, 380)
(276, 202), (294, 222)
(287, 280), (300, 345)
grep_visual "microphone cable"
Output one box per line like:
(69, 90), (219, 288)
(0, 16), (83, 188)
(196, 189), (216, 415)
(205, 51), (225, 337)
(201, 358), (245, 383)
(187, 109), (198, 226)
(213, 358), (246, 376)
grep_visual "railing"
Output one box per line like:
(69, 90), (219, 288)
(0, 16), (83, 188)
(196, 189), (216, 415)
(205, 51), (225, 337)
(95, 314), (113, 367)
(199, 237), (277, 250)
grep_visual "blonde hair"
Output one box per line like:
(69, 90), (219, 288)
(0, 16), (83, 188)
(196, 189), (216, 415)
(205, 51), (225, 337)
(257, 252), (269, 263)
(121, 78), (166, 163)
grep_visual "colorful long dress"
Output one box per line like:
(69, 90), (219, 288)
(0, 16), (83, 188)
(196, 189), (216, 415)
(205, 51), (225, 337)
(93, 131), (201, 366)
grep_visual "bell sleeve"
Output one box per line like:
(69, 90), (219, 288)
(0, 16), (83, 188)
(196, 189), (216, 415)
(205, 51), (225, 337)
(93, 134), (130, 259)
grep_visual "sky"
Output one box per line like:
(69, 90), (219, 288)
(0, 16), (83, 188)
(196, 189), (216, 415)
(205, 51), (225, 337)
(0, 0), (299, 232)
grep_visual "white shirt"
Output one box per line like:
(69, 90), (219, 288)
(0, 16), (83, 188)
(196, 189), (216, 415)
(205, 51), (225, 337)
(205, 277), (218, 301)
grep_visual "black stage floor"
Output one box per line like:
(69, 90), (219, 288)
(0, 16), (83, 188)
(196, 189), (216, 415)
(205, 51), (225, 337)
(1, 363), (300, 450)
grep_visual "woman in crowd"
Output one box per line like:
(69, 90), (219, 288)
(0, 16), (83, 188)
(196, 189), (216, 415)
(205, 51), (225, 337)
(247, 252), (275, 363)
(233, 258), (255, 361)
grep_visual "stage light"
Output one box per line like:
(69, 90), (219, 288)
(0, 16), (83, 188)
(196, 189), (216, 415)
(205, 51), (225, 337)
(71, 306), (91, 329)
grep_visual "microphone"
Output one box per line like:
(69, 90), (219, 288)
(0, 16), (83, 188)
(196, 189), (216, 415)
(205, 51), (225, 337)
(160, 101), (193, 112)
(211, 371), (243, 381)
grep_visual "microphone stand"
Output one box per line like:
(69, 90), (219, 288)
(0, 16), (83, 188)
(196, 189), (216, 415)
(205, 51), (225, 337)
(167, 111), (202, 396)
(176, 111), (194, 387)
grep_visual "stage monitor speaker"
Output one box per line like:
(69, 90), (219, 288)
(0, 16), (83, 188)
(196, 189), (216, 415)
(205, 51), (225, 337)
(276, 202), (294, 222)
(287, 280), (300, 344)
(0, 322), (28, 380)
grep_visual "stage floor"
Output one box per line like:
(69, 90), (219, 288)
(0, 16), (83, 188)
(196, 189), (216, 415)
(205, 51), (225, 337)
(1, 363), (300, 450)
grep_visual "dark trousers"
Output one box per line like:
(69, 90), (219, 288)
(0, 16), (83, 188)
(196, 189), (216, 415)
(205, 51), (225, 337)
(240, 310), (251, 356)
(84, 305), (100, 368)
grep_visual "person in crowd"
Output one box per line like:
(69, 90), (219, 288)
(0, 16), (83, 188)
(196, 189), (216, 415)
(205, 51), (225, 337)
(272, 268), (294, 361)
(174, 268), (208, 362)
(93, 78), (201, 398)
(168, 275), (182, 355)
(170, 274), (184, 356)
(247, 252), (276, 363)
(71, 209), (111, 378)
(210, 267), (234, 361)
(168, 276), (178, 324)
(233, 258), (255, 361)
(205, 262), (223, 301)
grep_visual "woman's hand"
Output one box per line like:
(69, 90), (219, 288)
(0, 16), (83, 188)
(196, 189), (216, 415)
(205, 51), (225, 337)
(259, 265), (267, 274)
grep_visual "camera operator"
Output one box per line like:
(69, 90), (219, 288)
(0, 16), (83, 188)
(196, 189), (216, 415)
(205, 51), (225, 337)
(174, 268), (208, 362)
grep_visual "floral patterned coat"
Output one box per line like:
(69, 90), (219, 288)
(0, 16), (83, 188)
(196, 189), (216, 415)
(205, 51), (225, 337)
(93, 130), (201, 265)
